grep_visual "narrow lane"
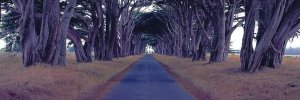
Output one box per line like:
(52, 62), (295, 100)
(104, 54), (194, 100)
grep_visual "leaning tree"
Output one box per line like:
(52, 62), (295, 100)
(241, 0), (300, 72)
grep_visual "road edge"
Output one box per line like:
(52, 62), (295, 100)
(154, 58), (212, 100)
(76, 56), (142, 100)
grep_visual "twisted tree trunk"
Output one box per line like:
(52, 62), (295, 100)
(67, 27), (89, 62)
(37, 0), (61, 65)
(94, 18), (105, 60)
(247, 0), (287, 72)
(38, 0), (77, 66)
(240, 0), (256, 71)
(241, 0), (300, 72)
(13, 0), (77, 67)
(12, 0), (39, 67)
(209, 0), (226, 63)
(261, 1), (300, 68)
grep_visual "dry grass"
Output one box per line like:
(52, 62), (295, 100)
(154, 54), (300, 100)
(0, 53), (142, 100)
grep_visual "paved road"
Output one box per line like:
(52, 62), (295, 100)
(104, 54), (194, 100)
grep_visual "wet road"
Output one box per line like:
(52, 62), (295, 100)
(104, 54), (194, 100)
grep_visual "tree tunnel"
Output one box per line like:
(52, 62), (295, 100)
(133, 0), (300, 73)
(1, 0), (300, 73)
(133, 10), (168, 54)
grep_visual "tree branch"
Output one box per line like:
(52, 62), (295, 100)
(228, 18), (245, 35)
(270, 42), (281, 54)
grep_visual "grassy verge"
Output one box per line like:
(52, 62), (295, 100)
(0, 53), (142, 100)
(154, 54), (300, 100)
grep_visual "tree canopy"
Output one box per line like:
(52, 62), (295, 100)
(0, 0), (299, 73)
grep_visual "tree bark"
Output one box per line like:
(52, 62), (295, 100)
(37, 0), (62, 65)
(248, 0), (287, 72)
(240, 0), (256, 71)
(261, 1), (300, 68)
(59, 0), (78, 64)
(38, 0), (77, 66)
(67, 27), (89, 62)
(209, 0), (226, 63)
(12, 0), (39, 67)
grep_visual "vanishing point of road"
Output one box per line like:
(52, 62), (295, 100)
(104, 54), (194, 100)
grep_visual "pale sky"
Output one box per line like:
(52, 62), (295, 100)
(0, 39), (5, 49)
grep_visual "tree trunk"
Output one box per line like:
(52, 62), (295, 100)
(83, 26), (97, 62)
(247, 0), (287, 72)
(209, 1), (226, 63)
(67, 27), (89, 62)
(38, 0), (77, 66)
(102, 0), (118, 60)
(12, 0), (39, 67)
(260, 1), (300, 68)
(37, 0), (62, 65)
(59, 0), (77, 65)
(94, 17), (105, 60)
(240, 0), (256, 71)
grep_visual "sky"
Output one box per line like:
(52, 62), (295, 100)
(0, 40), (4, 49)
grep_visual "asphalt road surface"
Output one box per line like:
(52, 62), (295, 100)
(104, 54), (194, 100)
